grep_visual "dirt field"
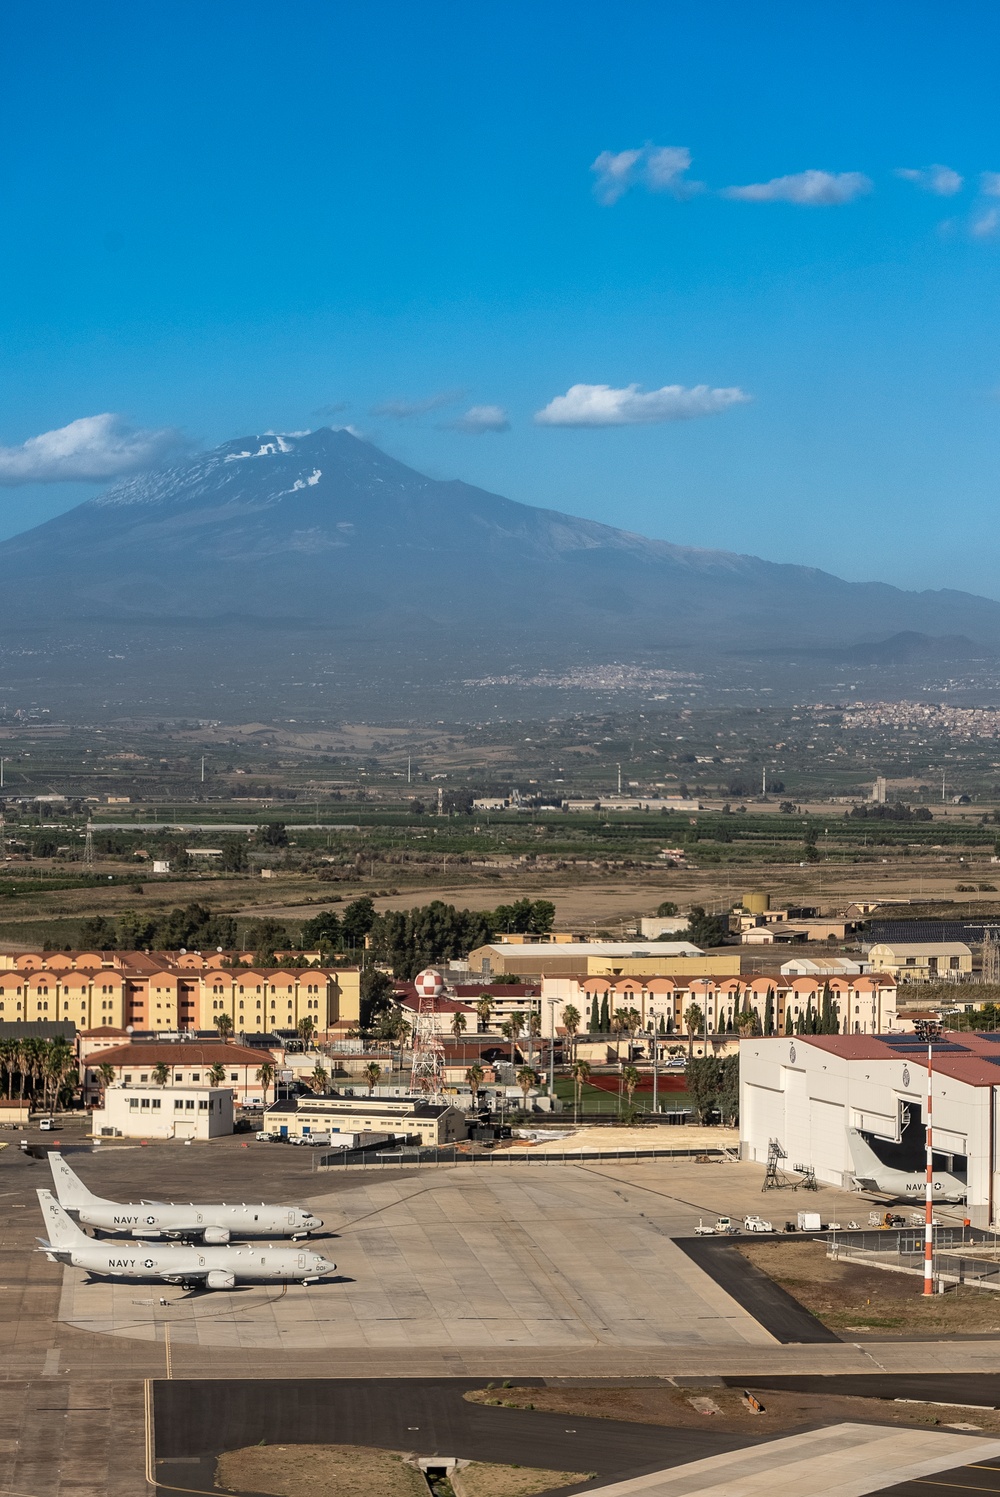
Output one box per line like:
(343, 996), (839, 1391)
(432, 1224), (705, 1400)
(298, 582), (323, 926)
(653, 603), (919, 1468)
(736, 1238), (1000, 1335)
(216, 1444), (427, 1497)
(215, 1444), (589, 1497)
(455, 1464), (591, 1497)
(465, 1383), (1000, 1435)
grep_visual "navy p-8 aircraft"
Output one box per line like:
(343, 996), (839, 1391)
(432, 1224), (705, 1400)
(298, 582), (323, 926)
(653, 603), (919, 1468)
(49, 1152), (323, 1242)
(36, 1190), (337, 1289)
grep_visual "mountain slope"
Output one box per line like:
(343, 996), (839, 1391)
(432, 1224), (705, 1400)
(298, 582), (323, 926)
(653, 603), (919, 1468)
(2, 427), (998, 658)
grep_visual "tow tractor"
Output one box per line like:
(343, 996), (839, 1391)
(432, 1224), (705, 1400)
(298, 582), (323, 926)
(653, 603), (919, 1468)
(743, 1214), (775, 1233)
(695, 1216), (740, 1235)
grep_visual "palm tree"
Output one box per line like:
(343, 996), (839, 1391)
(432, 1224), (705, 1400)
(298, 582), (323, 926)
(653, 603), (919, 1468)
(621, 1064), (640, 1116)
(255, 1061), (276, 1107)
(684, 1003), (703, 1060)
(465, 1062), (485, 1107)
(450, 1011), (467, 1040)
(208, 1062), (227, 1086)
(609, 1010), (626, 1059)
(12, 1039), (27, 1102)
(311, 1062), (329, 1094)
(41, 1047), (75, 1119)
(24, 1039), (46, 1109)
(0, 1040), (17, 1102)
(516, 1065), (536, 1113)
(570, 1059), (591, 1123)
(363, 1061), (382, 1096)
(45, 1040), (75, 1118)
(96, 1061), (117, 1104)
(475, 993), (494, 1033)
(561, 1004), (581, 1062)
(151, 1062), (170, 1086)
(297, 1015), (317, 1050)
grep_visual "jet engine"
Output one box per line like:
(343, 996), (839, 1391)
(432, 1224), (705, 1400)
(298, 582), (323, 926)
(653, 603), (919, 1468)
(206, 1269), (236, 1289)
(202, 1226), (231, 1244)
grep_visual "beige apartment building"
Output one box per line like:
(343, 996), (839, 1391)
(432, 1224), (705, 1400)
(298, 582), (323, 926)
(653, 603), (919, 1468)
(539, 971), (899, 1038)
(0, 949), (360, 1035)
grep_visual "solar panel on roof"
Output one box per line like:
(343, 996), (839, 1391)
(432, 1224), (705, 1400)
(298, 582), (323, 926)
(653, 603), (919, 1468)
(977, 1033), (1000, 1043)
(885, 1039), (969, 1054)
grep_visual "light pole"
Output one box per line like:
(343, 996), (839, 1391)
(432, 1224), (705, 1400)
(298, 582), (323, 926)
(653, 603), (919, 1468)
(547, 998), (558, 1099)
(915, 1019), (944, 1296)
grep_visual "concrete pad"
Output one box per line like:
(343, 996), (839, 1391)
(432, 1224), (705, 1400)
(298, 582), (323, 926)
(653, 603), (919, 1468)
(55, 1164), (778, 1352)
(575, 1422), (1000, 1496)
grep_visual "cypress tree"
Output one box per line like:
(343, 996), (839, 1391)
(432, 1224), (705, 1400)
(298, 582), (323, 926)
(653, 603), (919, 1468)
(600, 994), (610, 1031)
(658, 1014), (666, 1034)
(784, 1009), (793, 1036)
(820, 982), (833, 1034)
(763, 989), (775, 1037)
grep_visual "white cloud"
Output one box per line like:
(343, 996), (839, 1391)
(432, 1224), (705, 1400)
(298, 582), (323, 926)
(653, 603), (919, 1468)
(591, 144), (702, 204)
(971, 206), (1000, 240)
(980, 172), (1000, 198)
(370, 390), (464, 419)
(896, 164), (963, 196)
(722, 170), (873, 205)
(441, 404), (510, 434)
(534, 382), (751, 428)
(0, 414), (183, 486)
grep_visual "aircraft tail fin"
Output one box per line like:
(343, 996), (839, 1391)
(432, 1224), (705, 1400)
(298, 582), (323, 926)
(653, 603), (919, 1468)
(847, 1128), (885, 1185)
(36, 1189), (89, 1250)
(48, 1152), (105, 1209)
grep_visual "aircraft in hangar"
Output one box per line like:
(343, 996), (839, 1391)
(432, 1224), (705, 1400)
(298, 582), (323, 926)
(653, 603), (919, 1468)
(48, 1152), (323, 1242)
(36, 1190), (337, 1288)
(847, 1129), (968, 1204)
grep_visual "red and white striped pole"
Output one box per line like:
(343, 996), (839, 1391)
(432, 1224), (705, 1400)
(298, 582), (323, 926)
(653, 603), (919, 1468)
(924, 1038), (934, 1296)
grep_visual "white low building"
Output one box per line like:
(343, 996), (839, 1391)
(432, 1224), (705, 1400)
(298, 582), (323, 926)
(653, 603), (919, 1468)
(93, 1083), (233, 1140)
(740, 1032), (1000, 1227)
(780, 958), (869, 977)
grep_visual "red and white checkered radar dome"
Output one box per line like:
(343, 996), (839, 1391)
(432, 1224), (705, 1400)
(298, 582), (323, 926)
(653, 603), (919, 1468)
(413, 967), (446, 998)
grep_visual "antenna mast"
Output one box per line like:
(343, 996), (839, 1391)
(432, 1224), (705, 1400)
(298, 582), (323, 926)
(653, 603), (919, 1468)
(409, 994), (445, 1095)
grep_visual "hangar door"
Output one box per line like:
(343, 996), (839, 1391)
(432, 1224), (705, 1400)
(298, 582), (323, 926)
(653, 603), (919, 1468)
(744, 1083), (783, 1162)
(809, 1097), (847, 1179)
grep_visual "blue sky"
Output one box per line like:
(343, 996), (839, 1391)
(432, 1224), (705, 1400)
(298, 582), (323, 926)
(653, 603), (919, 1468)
(3, 1), (1000, 594)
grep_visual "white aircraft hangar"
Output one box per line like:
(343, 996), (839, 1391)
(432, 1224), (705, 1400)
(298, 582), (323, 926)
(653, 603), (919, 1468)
(739, 1031), (1000, 1226)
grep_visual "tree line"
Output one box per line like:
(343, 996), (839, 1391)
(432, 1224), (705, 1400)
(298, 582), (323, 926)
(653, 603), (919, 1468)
(0, 1036), (77, 1114)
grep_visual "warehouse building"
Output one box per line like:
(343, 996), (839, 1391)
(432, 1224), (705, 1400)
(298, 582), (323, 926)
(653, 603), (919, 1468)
(740, 1031), (1000, 1227)
(262, 1095), (467, 1146)
(867, 942), (973, 983)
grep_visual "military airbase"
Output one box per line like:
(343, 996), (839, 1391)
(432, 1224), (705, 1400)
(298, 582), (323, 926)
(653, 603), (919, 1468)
(6, 1136), (1000, 1496)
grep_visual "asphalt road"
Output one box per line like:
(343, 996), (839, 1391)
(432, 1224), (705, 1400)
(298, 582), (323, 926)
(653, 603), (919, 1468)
(874, 1455), (1000, 1495)
(731, 1373), (1000, 1405)
(153, 1377), (763, 1491)
(676, 1236), (841, 1344)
